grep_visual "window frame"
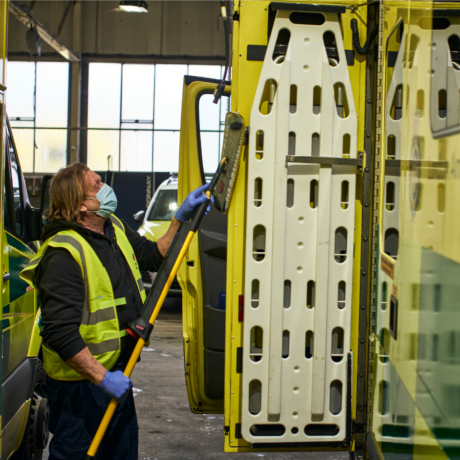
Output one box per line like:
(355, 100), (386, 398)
(195, 88), (230, 184)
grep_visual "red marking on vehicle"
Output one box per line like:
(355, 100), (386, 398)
(135, 324), (145, 331)
(218, 181), (224, 193)
(26, 286), (34, 292)
(238, 295), (244, 322)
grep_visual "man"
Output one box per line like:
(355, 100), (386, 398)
(20, 162), (209, 460)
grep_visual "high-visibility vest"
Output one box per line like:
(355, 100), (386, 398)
(20, 215), (147, 381)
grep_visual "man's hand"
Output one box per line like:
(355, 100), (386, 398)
(175, 183), (210, 222)
(98, 370), (133, 403)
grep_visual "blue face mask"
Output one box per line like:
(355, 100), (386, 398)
(86, 184), (118, 219)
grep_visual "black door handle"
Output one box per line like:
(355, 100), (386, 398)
(3, 272), (10, 283)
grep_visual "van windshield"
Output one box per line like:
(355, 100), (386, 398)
(147, 189), (178, 221)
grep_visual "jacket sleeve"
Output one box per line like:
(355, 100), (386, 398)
(37, 247), (87, 362)
(122, 220), (165, 272)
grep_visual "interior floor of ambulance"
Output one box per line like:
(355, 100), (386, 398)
(42, 297), (348, 459)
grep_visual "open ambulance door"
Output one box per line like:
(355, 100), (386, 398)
(177, 76), (230, 414)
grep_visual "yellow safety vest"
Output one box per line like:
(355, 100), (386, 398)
(20, 215), (147, 381)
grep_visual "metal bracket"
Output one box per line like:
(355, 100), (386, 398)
(286, 155), (365, 169)
(271, 2), (346, 14)
(243, 127), (250, 146)
(346, 5), (359, 12)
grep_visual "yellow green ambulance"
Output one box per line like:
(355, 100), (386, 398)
(0, 2), (49, 458)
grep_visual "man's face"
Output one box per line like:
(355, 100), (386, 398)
(81, 169), (104, 214)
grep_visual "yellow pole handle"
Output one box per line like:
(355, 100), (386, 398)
(86, 230), (196, 458)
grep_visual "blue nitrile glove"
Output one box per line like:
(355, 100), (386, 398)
(175, 183), (213, 222)
(97, 370), (133, 404)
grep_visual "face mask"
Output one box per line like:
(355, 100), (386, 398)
(86, 183), (118, 219)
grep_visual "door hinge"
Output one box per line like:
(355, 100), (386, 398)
(236, 347), (243, 373)
(352, 420), (366, 434)
(235, 423), (242, 438)
(233, 10), (240, 21)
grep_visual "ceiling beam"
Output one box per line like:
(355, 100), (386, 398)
(57, 1), (76, 38)
(9, 1), (80, 62)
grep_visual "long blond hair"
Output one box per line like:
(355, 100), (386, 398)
(47, 162), (90, 224)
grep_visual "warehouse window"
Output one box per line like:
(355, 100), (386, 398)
(87, 63), (226, 173)
(8, 62), (69, 173)
(7, 62), (225, 174)
(87, 63), (122, 171)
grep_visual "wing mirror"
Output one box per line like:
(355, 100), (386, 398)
(40, 175), (53, 225)
(134, 210), (145, 223)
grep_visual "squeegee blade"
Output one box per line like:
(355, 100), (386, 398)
(213, 111), (245, 213)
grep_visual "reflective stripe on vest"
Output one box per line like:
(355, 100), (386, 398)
(20, 215), (145, 380)
(110, 215), (146, 302)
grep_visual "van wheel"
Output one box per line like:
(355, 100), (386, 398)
(12, 360), (49, 460)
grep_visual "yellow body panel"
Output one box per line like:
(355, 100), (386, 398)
(0, 1), (5, 452)
(27, 308), (42, 357)
(0, 400), (30, 457)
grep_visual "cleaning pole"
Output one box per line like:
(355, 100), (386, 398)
(85, 112), (245, 459)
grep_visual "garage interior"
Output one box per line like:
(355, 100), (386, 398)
(6, 2), (348, 459)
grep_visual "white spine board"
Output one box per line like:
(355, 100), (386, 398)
(242, 10), (357, 444)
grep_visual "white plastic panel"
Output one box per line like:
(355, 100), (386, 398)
(242, 10), (357, 444)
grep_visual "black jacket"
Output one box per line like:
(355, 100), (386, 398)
(35, 218), (164, 370)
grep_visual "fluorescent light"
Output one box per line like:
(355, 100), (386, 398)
(116, 1), (148, 13)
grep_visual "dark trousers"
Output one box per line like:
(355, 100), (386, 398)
(45, 377), (138, 460)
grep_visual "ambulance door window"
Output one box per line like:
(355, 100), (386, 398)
(196, 91), (230, 183)
(3, 151), (11, 232)
(6, 128), (24, 238)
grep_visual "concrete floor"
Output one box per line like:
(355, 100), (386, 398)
(43, 298), (350, 460)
